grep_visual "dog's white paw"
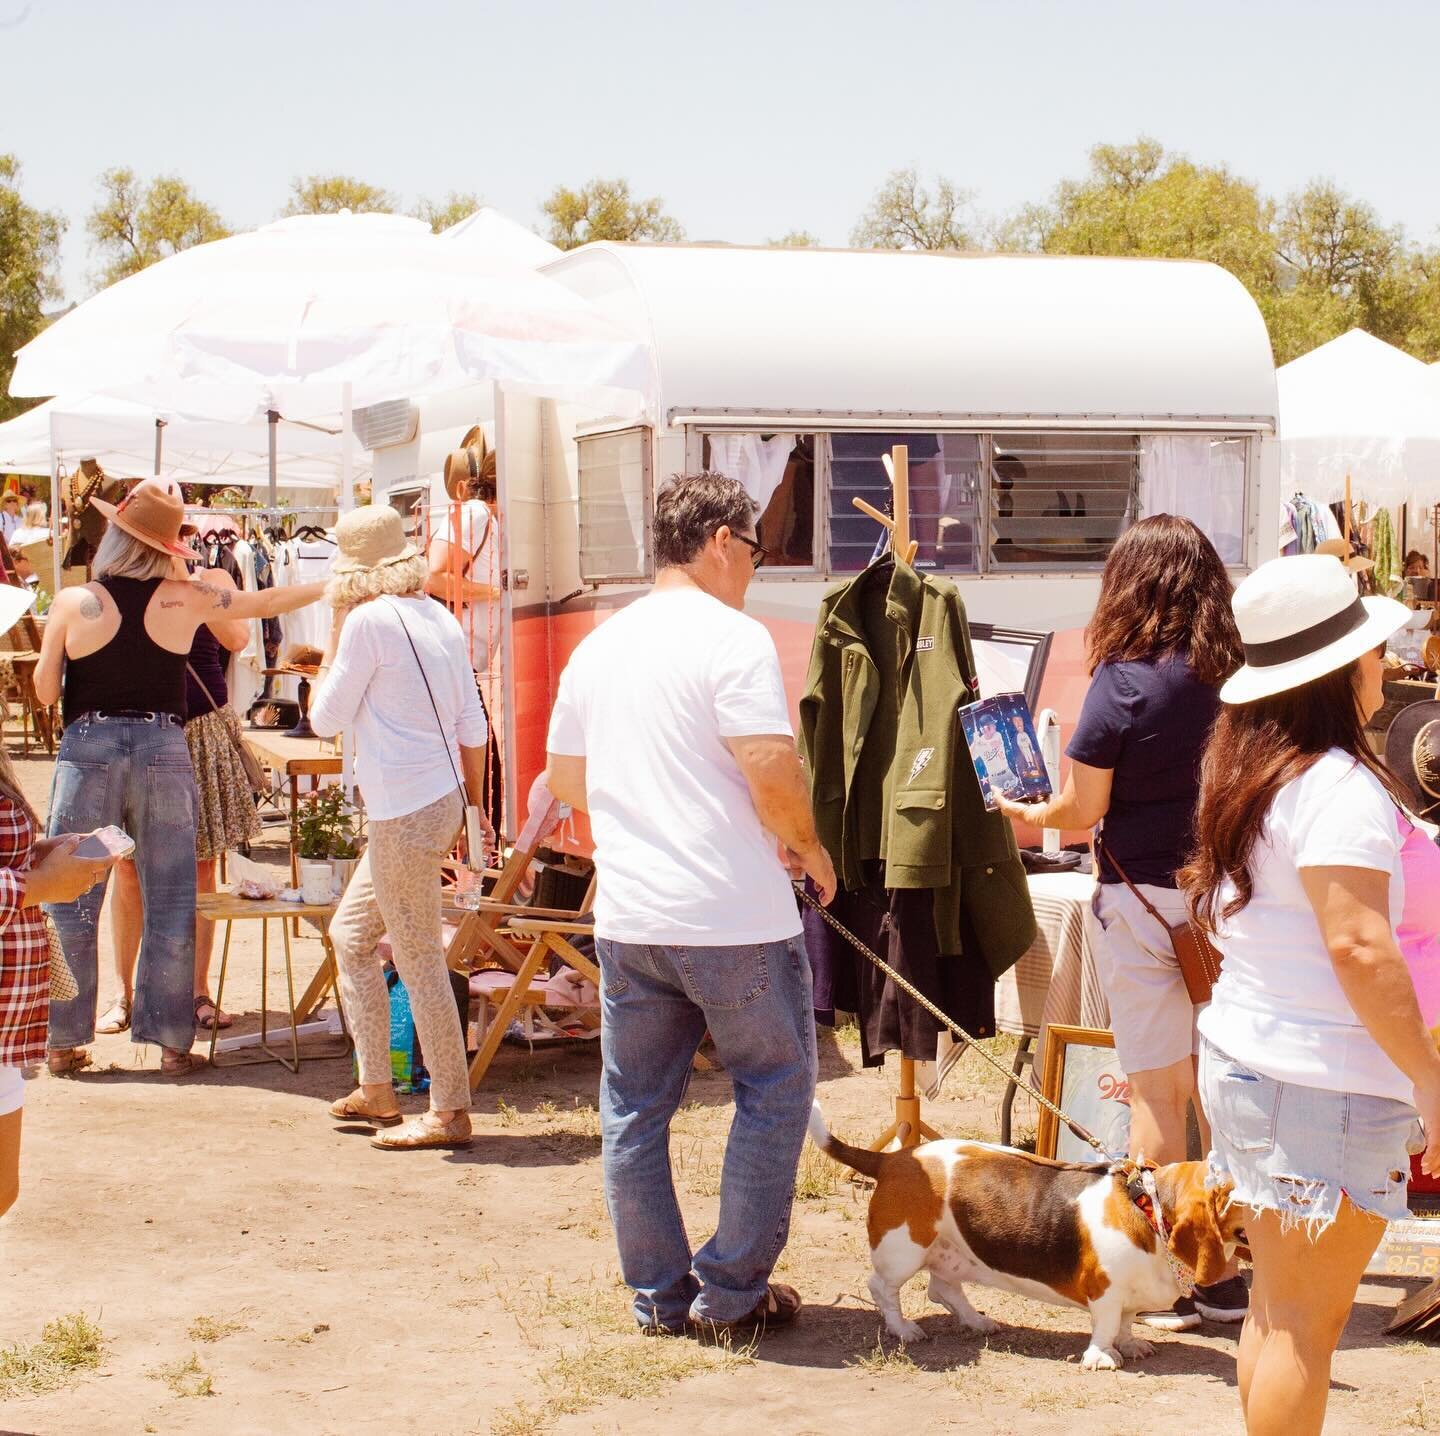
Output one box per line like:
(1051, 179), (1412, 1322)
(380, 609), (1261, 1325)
(887, 1318), (929, 1344)
(957, 1311), (999, 1336)
(1115, 1335), (1154, 1361)
(1081, 1344), (1124, 1372)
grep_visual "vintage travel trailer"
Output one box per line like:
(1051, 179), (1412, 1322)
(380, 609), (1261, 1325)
(371, 243), (1280, 835)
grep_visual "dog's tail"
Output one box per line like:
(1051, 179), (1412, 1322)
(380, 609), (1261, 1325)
(808, 1101), (887, 1180)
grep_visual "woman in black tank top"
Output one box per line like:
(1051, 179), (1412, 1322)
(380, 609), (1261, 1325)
(39, 482), (329, 1077)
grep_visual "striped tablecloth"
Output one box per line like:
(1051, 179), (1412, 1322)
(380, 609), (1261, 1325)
(924, 870), (1106, 1099)
(995, 870), (1107, 1073)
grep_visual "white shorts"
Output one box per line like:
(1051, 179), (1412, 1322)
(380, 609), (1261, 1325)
(1086, 880), (1205, 1075)
(0, 1065), (23, 1116)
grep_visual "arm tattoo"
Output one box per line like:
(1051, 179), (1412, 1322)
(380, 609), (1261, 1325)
(159, 600), (184, 609)
(78, 593), (102, 620)
(193, 581), (234, 610)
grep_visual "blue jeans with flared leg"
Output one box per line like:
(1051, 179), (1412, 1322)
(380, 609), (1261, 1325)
(596, 933), (817, 1330)
(45, 714), (198, 1054)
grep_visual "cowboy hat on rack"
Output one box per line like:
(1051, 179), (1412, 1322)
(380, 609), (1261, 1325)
(1220, 554), (1411, 706)
(1384, 699), (1440, 821)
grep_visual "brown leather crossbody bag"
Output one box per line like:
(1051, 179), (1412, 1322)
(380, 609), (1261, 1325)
(1094, 833), (1224, 1004)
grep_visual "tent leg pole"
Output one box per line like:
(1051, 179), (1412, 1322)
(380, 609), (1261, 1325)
(339, 382), (354, 515)
(48, 412), (61, 601)
(267, 409), (279, 511)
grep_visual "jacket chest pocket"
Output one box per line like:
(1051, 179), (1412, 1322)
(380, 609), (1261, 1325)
(889, 788), (950, 871)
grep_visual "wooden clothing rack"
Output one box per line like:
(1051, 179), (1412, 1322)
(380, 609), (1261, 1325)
(850, 445), (939, 1152)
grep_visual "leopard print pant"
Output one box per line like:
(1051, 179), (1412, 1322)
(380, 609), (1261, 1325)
(329, 791), (470, 1112)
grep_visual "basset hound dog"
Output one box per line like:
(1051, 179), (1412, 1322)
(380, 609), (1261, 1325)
(810, 1104), (1248, 1370)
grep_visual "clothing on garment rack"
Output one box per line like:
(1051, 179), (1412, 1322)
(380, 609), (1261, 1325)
(799, 555), (1036, 1063)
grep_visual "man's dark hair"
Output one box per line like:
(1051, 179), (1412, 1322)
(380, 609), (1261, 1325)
(653, 472), (757, 569)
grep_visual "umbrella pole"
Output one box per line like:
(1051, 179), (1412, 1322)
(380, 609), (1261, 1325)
(153, 417), (166, 477)
(267, 409), (279, 511)
(48, 410), (61, 601)
(340, 382), (354, 513)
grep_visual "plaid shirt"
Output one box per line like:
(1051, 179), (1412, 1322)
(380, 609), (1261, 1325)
(0, 797), (48, 1067)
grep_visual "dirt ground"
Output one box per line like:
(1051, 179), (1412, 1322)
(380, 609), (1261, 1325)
(1, 747), (1436, 1436)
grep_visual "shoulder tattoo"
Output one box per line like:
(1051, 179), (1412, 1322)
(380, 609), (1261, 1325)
(193, 581), (234, 610)
(78, 592), (102, 620)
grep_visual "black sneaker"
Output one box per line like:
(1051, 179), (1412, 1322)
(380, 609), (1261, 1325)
(1138, 1296), (1201, 1331)
(1194, 1275), (1250, 1323)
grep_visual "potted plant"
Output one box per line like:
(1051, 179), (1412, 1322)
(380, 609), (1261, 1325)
(293, 787), (362, 894)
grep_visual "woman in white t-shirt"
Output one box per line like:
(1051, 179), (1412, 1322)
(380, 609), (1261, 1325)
(1183, 554), (1440, 1436)
(310, 506), (493, 1153)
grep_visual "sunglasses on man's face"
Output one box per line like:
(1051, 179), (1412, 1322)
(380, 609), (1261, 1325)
(732, 532), (769, 570)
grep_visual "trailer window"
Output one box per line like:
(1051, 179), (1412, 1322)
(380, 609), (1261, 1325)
(577, 428), (652, 583)
(703, 433), (815, 568)
(1139, 436), (1246, 564)
(828, 432), (983, 573)
(988, 434), (1137, 570)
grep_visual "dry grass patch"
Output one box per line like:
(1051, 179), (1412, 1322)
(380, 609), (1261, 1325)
(0, 1313), (104, 1399)
(187, 1314), (246, 1344)
(150, 1352), (214, 1398)
(845, 1335), (920, 1375)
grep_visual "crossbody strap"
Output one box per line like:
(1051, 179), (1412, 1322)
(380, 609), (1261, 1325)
(383, 599), (470, 805)
(1093, 829), (1175, 931)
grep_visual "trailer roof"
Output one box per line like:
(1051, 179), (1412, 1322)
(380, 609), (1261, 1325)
(544, 243), (1277, 430)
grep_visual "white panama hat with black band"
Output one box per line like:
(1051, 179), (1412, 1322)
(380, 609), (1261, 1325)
(1220, 554), (1411, 706)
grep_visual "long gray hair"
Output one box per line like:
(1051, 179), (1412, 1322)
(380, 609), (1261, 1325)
(92, 524), (175, 582)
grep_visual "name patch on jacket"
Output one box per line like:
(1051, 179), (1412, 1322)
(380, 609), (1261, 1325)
(916, 636), (935, 651)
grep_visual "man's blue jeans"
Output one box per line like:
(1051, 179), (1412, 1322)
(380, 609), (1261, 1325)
(596, 933), (817, 1329)
(46, 714), (198, 1054)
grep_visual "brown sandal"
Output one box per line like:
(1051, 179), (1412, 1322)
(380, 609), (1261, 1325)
(370, 1114), (473, 1150)
(160, 1052), (209, 1077)
(47, 1048), (92, 1077)
(694, 1283), (803, 1337)
(329, 1094), (403, 1127)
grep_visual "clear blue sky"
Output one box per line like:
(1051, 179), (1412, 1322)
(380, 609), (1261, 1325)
(7, 0), (1440, 303)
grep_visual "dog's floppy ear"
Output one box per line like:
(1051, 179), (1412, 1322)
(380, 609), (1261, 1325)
(1167, 1176), (1230, 1288)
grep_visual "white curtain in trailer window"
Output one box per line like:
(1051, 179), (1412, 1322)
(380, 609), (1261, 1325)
(1140, 436), (1246, 564)
(577, 429), (651, 582)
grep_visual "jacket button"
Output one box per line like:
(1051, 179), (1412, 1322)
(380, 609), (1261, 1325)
(936, 797), (944, 807)
(985, 866), (993, 874)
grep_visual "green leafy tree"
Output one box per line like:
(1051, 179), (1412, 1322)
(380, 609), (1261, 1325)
(413, 191), (484, 233)
(283, 174), (395, 217)
(87, 168), (228, 287)
(769, 230), (821, 248)
(850, 168), (976, 251)
(0, 154), (66, 420)
(541, 178), (684, 250)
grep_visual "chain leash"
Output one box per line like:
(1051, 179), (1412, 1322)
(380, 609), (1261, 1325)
(794, 883), (1111, 1159)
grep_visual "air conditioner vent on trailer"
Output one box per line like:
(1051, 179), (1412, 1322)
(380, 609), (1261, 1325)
(352, 399), (418, 451)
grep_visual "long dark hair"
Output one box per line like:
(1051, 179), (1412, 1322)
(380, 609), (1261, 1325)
(1180, 661), (1408, 930)
(1087, 515), (1243, 687)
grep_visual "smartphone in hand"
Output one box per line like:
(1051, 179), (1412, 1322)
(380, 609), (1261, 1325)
(72, 826), (136, 863)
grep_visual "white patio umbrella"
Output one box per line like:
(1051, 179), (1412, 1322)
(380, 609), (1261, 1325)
(1278, 328), (1440, 508)
(9, 212), (651, 424)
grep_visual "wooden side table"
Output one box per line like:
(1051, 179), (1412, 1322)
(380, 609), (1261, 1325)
(200, 892), (349, 1073)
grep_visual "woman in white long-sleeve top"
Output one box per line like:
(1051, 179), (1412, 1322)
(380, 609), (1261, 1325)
(309, 506), (495, 1151)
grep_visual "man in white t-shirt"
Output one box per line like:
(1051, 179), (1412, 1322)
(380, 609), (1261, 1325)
(546, 473), (835, 1338)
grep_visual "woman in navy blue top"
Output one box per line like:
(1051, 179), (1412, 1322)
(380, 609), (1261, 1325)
(996, 514), (1245, 1327)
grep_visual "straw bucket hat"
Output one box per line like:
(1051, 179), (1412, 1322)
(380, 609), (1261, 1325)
(331, 504), (417, 574)
(88, 477), (196, 560)
(1220, 554), (1411, 705)
(1384, 700), (1440, 819)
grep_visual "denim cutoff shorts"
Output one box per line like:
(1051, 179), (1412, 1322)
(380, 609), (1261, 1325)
(1200, 1037), (1420, 1232)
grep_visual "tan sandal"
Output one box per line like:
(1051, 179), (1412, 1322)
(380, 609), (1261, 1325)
(370, 1113), (472, 1150)
(159, 1051), (209, 1077)
(47, 1048), (92, 1077)
(329, 1093), (403, 1127)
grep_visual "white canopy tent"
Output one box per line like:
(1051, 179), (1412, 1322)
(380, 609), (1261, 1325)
(439, 207), (560, 268)
(0, 396), (362, 487)
(1277, 328), (1440, 509)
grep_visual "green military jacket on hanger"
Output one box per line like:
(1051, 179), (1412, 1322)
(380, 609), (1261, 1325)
(799, 557), (1037, 979)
